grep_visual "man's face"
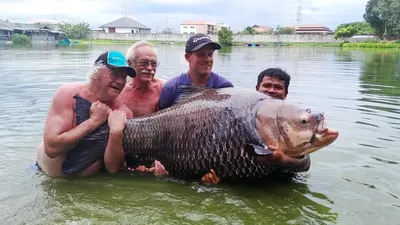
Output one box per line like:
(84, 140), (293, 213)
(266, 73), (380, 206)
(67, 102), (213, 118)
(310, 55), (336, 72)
(128, 46), (158, 83)
(96, 66), (127, 100)
(185, 45), (214, 77)
(256, 76), (287, 100)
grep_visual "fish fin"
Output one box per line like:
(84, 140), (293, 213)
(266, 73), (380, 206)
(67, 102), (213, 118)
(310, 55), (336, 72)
(246, 144), (274, 157)
(174, 85), (210, 105)
(61, 95), (110, 175)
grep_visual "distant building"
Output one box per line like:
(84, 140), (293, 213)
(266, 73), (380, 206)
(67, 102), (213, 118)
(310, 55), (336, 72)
(252, 25), (272, 33)
(99, 17), (151, 34)
(180, 20), (230, 35)
(295, 24), (334, 34)
(0, 20), (64, 43)
(0, 22), (13, 41)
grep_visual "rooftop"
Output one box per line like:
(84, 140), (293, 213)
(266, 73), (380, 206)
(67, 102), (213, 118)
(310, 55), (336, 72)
(99, 17), (150, 30)
(0, 22), (13, 31)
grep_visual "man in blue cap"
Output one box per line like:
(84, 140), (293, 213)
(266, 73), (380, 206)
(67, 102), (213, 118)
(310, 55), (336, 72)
(36, 51), (136, 177)
(158, 33), (234, 110)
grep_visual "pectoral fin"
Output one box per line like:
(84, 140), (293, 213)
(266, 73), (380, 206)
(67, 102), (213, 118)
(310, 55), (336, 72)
(246, 144), (274, 157)
(250, 144), (274, 156)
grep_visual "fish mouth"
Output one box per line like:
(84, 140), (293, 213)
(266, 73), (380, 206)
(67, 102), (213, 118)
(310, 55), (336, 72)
(287, 117), (339, 157)
(301, 118), (339, 156)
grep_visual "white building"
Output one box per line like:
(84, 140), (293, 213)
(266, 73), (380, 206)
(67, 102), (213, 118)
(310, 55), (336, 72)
(99, 17), (151, 34)
(180, 20), (230, 35)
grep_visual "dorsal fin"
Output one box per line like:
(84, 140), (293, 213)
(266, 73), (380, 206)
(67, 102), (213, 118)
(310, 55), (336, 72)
(174, 85), (211, 105)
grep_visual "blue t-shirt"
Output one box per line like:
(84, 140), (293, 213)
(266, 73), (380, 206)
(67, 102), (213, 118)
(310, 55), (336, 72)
(158, 72), (234, 110)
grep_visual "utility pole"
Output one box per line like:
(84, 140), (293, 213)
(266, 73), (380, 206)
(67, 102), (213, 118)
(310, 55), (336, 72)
(296, 0), (302, 26)
(124, 0), (127, 18)
(165, 16), (168, 32)
(53, 3), (56, 20)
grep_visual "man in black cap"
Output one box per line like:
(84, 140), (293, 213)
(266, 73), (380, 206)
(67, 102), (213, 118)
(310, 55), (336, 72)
(36, 51), (136, 177)
(158, 33), (234, 110)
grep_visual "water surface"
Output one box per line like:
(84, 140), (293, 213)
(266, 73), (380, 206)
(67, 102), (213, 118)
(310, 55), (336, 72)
(0, 44), (399, 225)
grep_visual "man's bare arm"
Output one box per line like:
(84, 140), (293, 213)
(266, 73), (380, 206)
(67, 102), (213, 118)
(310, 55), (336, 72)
(43, 84), (109, 158)
(103, 110), (127, 173)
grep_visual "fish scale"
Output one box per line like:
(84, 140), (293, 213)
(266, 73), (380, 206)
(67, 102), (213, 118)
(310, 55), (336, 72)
(62, 86), (338, 180)
(122, 87), (276, 180)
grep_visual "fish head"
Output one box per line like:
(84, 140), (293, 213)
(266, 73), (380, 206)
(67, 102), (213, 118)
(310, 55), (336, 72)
(255, 99), (339, 157)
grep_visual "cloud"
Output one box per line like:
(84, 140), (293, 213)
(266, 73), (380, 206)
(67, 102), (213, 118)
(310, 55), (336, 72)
(0, 0), (369, 31)
(146, 0), (220, 6)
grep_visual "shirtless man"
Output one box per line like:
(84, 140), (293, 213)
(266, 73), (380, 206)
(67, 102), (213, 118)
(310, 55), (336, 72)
(118, 40), (165, 117)
(36, 51), (135, 177)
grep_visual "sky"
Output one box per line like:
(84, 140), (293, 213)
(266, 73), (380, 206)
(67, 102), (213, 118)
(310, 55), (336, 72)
(0, 0), (369, 33)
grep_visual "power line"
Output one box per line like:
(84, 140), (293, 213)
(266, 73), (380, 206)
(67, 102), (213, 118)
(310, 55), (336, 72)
(296, 0), (303, 26)
(124, 0), (127, 18)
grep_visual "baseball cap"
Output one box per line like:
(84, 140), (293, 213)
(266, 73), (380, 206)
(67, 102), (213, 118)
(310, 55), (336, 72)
(94, 51), (136, 77)
(185, 33), (222, 53)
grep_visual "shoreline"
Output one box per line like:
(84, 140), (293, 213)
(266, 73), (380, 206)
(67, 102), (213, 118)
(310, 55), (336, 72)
(70, 39), (341, 47)
(69, 39), (400, 49)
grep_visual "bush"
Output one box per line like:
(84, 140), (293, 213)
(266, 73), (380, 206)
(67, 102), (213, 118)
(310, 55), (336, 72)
(217, 27), (233, 46)
(342, 42), (400, 48)
(363, 38), (379, 43)
(11, 34), (31, 45)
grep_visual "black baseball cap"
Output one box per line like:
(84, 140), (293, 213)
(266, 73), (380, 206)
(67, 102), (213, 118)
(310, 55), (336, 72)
(185, 33), (222, 53)
(94, 51), (136, 77)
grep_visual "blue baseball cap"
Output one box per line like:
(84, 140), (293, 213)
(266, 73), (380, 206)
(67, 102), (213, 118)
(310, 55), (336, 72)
(94, 51), (136, 77)
(185, 33), (222, 53)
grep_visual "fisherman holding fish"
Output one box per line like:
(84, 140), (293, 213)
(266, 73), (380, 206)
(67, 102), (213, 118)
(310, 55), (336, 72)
(158, 33), (234, 110)
(154, 34), (313, 184)
(118, 41), (165, 117)
(36, 51), (135, 177)
(118, 40), (168, 176)
(255, 68), (311, 173)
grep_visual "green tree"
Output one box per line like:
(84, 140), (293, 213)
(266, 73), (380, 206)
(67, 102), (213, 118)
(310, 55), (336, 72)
(59, 22), (91, 39)
(11, 34), (31, 46)
(363, 0), (400, 39)
(275, 25), (295, 34)
(242, 26), (257, 34)
(334, 25), (358, 41)
(217, 27), (233, 46)
(336, 22), (375, 35)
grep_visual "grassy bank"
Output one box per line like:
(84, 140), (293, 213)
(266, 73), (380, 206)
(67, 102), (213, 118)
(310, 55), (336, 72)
(342, 42), (400, 48)
(231, 42), (340, 47)
(71, 39), (400, 49)
(71, 39), (186, 45)
(72, 39), (340, 47)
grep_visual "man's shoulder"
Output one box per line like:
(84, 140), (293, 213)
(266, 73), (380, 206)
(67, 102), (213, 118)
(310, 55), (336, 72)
(54, 82), (85, 100)
(113, 98), (133, 118)
(49, 82), (85, 109)
(151, 77), (166, 91)
(162, 73), (188, 90)
(210, 72), (234, 88)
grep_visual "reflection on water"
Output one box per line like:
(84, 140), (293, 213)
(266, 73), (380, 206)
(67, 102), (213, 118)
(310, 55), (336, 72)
(14, 173), (336, 225)
(0, 45), (399, 224)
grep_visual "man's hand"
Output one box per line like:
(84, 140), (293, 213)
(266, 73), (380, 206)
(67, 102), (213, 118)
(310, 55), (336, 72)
(129, 160), (169, 177)
(255, 145), (311, 172)
(149, 160), (169, 177)
(89, 101), (111, 126)
(108, 110), (127, 133)
(201, 169), (220, 185)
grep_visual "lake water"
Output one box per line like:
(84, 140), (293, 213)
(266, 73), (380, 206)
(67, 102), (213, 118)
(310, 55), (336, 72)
(0, 44), (399, 225)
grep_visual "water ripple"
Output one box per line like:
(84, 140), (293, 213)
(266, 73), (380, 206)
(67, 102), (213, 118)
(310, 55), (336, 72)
(0, 46), (400, 224)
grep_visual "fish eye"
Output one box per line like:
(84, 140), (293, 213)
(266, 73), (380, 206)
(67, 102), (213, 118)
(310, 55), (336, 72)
(306, 108), (311, 113)
(300, 115), (308, 124)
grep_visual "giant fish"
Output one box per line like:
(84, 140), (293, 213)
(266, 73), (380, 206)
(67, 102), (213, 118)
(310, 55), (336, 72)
(62, 86), (339, 180)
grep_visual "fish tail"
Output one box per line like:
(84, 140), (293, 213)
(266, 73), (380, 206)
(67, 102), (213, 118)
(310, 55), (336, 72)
(61, 95), (109, 175)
